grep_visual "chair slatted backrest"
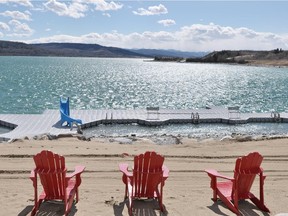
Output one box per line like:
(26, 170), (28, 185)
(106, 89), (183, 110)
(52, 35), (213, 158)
(233, 152), (263, 198)
(133, 152), (164, 198)
(60, 97), (70, 116)
(33, 150), (67, 200)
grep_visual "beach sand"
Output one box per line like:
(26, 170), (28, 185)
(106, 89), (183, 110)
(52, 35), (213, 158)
(0, 136), (287, 216)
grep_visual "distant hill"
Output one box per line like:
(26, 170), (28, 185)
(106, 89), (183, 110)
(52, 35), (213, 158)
(0, 40), (149, 58)
(0, 40), (207, 58)
(185, 49), (288, 66)
(1, 40), (287, 66)
(32, 43), (148, 58)
(0, 40), (52, 56)
(130, 48), (208, 58)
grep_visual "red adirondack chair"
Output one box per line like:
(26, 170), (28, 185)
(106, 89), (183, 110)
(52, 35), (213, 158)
(30, 150), (85, 216)
(119, 151), (169, 215)
(205, 152), (270, 215)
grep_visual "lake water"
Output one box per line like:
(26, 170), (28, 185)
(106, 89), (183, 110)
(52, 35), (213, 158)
(1, 56), (288, 138)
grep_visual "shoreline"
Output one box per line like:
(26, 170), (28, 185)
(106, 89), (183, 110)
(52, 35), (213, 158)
(0, 123), (288, 145)
(3, 129), (288, 144)
(154, 59), (288, 68)
(246, 59), (288, 67)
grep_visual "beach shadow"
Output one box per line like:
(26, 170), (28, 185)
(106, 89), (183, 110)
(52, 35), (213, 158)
(208, 200), (270, 216)
(113, 200), (126, 216)
(239, 201), (270, 216)
(18, 205), (33, 216)
(52, 120), (66, 129)
(113, 199), (168, 216)
(52, 121), (80, 133)
(18, 201), (77, 216)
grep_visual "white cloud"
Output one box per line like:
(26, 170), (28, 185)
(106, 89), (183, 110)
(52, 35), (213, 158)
(0, 22), (10, 31)
(158, 19), (176, 27)
(8, 19), (34, 36)
(0, 0), (33, 7)
(24, 23), (288, 51)
(78, 0), (123, 11)
(173, 23), (287, 51)
(178, 23), (236, 41)
(44, 0), (69, 15)
(103, 13), (111, 17)
(142, 31), (176, 42)
(94, 0), (123, 11)
(44, 0), (87, 18)
(43, 0), (122, 18)
(0, 10), (31, 21)
(133, 4), (168, 16)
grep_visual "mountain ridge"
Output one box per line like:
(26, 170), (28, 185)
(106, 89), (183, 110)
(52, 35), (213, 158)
(0, 40), (205, 58)
(1, 40), (287, 66)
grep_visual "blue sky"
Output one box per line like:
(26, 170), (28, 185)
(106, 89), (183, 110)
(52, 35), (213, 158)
(0, 0), (288, 51)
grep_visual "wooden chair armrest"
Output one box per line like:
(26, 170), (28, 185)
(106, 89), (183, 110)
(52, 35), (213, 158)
(67, 165), (85, 178)
(162, 165), (169, 178)
(119, 163), (132, 177)
(30, 169), (36, 181)
(205, 169), (234, 181)
(30, 169), (38, 189)
(259, 167), (266, 177)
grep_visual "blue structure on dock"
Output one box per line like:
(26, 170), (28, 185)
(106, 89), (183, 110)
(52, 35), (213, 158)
(60, 97), (82, 127)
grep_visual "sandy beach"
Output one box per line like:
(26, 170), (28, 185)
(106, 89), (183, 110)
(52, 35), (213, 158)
(0, 136), (287, 216)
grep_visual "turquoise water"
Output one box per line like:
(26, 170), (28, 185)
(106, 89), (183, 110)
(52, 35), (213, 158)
(1, 56), (288, 114)
(1, 56), (288, 137)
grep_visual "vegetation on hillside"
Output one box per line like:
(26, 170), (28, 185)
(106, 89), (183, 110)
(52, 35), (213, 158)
(0, 40), (147, 58)
(154, 49), (288, 66)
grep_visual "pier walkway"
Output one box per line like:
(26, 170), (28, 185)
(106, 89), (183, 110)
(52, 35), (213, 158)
(1, 107), (288, 141)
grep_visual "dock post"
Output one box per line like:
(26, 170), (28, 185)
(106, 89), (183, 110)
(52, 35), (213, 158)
(271, 112), (281, 122)
(228, 106), (240, 119)
(191, 112), (200, 124)
(146, 107), (160, 120)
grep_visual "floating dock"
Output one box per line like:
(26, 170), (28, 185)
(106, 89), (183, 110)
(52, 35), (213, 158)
(1, 107), (288, 141)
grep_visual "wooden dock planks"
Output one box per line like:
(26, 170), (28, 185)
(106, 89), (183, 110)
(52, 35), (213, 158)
(0, 107), (287, 141)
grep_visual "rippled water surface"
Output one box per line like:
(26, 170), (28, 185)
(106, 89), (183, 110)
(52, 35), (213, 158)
(1, 56), (288, 114)
(1, 56), (288, 137)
